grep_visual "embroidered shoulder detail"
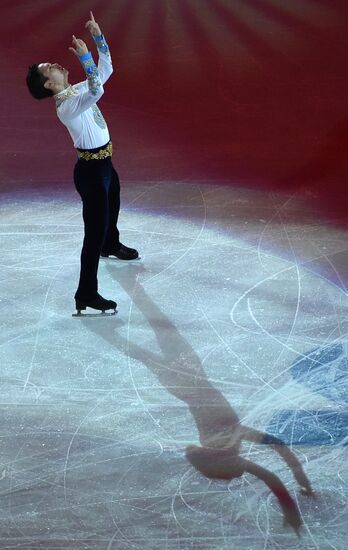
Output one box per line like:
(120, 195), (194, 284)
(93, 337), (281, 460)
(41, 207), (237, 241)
(55, 86), (78, 108)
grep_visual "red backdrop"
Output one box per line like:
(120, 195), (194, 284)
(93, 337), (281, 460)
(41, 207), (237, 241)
(1, 0), (348, 220)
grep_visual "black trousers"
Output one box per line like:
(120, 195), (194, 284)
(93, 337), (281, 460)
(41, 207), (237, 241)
(73, 156), (120, 301)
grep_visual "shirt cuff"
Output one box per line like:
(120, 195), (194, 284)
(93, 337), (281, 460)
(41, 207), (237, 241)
(79, 52), (97, 76)
(79, 51), (93, 64)
(93, 33), (109, 55)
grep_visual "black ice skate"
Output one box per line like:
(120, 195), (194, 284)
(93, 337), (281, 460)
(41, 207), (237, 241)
(101, 243), (139, 260)
(72, 294), (117, 317)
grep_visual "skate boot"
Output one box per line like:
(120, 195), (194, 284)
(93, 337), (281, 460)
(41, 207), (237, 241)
(73, 293), (117, 317)
(101, 243), (139, 260)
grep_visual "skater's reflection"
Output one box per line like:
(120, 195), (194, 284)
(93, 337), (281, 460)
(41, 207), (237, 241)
(85, 264), (314, 535)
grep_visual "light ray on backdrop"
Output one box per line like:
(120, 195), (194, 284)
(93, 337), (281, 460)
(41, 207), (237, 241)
(118, 1), (153, 61)
(265, 0), (340, 26)
(97, 0), (140, 62)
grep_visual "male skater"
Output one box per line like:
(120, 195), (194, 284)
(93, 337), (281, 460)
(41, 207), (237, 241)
(26, 12), (138, 315)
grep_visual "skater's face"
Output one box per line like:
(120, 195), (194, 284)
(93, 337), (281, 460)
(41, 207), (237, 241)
(38, 63), (69, 92)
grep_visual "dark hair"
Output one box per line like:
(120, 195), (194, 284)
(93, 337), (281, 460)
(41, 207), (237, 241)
(26, 64), (53, 100)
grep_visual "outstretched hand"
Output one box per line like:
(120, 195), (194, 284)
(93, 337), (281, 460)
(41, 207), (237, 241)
(85, 11), (102, 36)
(69, 35), (88, 57)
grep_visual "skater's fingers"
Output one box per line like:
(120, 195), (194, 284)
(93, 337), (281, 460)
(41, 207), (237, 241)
(72, 36), (85, 49)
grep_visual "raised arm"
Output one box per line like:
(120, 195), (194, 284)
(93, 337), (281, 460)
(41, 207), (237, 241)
(86, 11), (113, 85)
(57, 34), (104, 121)
(57, 13), (113, 121)
(69, 35), (103, 97)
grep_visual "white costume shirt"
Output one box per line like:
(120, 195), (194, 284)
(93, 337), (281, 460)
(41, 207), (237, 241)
(54, 35), (113, 150)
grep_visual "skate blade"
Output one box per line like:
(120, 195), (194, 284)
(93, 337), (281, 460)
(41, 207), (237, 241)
(101, 255), (141, 261)
(72, 310), (117, 318)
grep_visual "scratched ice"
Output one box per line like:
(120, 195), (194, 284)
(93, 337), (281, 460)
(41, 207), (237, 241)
(0, 182), (347, 549)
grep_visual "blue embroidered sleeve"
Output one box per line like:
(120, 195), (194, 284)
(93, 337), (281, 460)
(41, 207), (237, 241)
(93, 34), (110, 56)
(79, 52), (101, 96)
(92, 33), (113, 85)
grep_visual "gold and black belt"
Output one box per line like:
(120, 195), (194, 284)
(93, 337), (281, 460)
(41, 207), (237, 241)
(76, 141), (113, 161)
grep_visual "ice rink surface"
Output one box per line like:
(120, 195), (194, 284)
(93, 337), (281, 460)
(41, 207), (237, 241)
(0, 181), (347, 549)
